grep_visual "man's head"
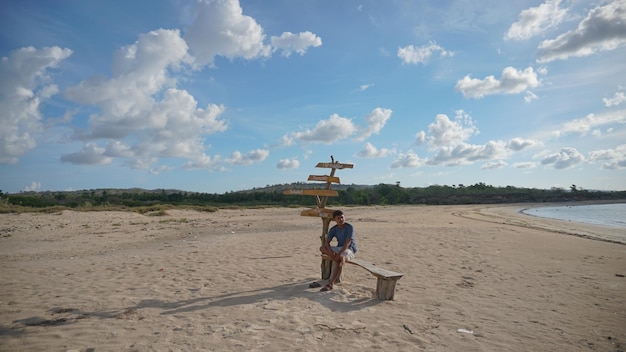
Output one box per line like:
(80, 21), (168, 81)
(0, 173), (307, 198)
(332, 210), (345, 225)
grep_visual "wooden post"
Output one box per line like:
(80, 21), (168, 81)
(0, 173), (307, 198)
(320, 217), (343, 283)
(376, 277), (400, 300)
(319, 167), (336, 208)
(320, 217), (332, 280)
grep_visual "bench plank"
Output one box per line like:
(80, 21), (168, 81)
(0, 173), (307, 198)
(348, 259), (403, 279)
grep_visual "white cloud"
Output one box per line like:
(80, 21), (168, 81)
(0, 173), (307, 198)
(143, 89), (227, 155)
(415, 130), (426, 145)
(423, 111), (478, 147)
(104, 140), (134, 158)
(183, 154), (224, 171)
(391, 150), (426, 168)
(507, 137), (542, 151)
(512, 161), (538, 169)
(288, 114), (357, 144)
(125, 157), (158, 170)
(112, 30), (193, 76)
(554, 109), (626, 137)
(184, 0), (271, 66)
(603, 88), (626, 107)
(524, 91), (539, 103)
(587, 144), (626, 169)
(505, 0), (568, 41)
(63, 29), (228, 168)
(397, 41), (453, 65)
(357, 142), (395, 158)
(184, 0), (321, 66)
(281, 107), (391, 147)
(430, 140), (508, 166)
(226, 148), (269, 165)
(403, 111), (534, 168)
(537, 0), (626, 63)
(22, 181), (42, 192)
(356, 107), (392, 141)
(540, 147), (585, 169)
(277, 158), (300, 169)
(185, 148), (267, 172)
(278, 134), (295, 147)
(149, 164), (174, 175)
(58, 2), (319, 171)
(271, 31), (322, 57)
(456, 66), (541, 99)
(358, 83), (374, 91)
(481, 160), (508, 170)
(66, 29), (190, 126)
(60, 143), (113, 165)
(0, 46), (72, 164)
(602, 159), (626, 169)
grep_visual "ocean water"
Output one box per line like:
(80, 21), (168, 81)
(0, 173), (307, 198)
(522, 203), (626, 229)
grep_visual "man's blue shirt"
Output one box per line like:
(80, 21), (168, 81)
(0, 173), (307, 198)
(327, 223), (357, 253)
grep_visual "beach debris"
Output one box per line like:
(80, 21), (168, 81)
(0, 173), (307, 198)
(314, 323), (366, 332)
(457, 277), (475, 288)
(16, 316), (69, 327)
(457, 328), (474, 334)
(615, 274), (624, 277)
(115, 308), (139, 320)
(403, 324), (414, 334)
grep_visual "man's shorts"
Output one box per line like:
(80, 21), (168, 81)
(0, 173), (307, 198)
(331, 247), (355, 260)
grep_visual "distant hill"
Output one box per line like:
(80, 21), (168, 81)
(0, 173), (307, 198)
(3, 183), (624, 209)
(7, 183), (373, 197)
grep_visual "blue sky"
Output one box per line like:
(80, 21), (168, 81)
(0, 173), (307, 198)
(1, 0), (625, 194)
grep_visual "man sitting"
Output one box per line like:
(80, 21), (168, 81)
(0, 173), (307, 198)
(319, 210), (357, 291)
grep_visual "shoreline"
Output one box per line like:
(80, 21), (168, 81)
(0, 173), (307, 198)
(519, 202), (625, 229)
(452, 201), (626, 245)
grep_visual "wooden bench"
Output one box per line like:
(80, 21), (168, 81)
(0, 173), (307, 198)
(321, 255), (404, 300)
(348, 258), (404, 300)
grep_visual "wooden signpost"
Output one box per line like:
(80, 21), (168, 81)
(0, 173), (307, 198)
(283, 156), (353, 280)
(285, 156), (404, 300)
(307, 175), (340, 183)
(282, 189), (339, 197)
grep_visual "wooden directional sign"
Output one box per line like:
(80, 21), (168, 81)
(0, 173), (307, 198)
(300, 208), (336, 218)
(307, 175), (340, 183)
(282, 189), (338, 197)
(315, 162), (353, 169)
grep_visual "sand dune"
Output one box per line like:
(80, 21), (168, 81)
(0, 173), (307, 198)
(1, 205), (624, 351)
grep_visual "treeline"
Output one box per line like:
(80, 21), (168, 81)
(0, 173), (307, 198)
(2, 183), (625, 209)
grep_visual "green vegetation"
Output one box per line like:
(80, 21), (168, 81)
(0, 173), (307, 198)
(1, 183), (624, 213)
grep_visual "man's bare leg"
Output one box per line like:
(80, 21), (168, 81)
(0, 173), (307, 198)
(325, 255), (345, 290)
(319, 244), (337, 260)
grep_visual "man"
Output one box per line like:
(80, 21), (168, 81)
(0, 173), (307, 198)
(319, 210), (357, 292)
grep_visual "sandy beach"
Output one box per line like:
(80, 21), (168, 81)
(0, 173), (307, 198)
(1, 204), (624, 352)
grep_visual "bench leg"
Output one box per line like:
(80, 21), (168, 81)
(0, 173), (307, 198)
(376, 277), (399, 300)
(321, 258), (332, 280)
(320, 258), (342, 283)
